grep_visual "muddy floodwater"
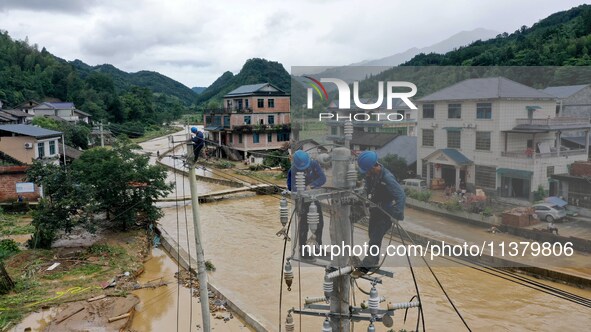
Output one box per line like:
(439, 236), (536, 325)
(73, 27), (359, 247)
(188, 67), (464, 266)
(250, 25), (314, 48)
(130, 247), (252, 331)
(157, 195), (591, 331)
(139, 134), (591, 331)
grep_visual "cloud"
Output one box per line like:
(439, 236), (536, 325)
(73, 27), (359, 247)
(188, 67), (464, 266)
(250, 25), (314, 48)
(0, 0), (99, 13)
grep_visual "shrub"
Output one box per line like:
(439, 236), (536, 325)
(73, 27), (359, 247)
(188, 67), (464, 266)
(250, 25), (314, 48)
(0, 239), (20, 261)
(443, 199), (462, 212)
(407, 189), (432, 202)
(215, 160), (235, 169)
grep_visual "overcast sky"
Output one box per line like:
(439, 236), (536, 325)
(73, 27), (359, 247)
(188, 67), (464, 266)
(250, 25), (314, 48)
(1, 0), (589, 88)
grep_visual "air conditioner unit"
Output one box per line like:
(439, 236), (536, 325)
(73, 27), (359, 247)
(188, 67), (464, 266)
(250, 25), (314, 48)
(24, 142), (33, 149)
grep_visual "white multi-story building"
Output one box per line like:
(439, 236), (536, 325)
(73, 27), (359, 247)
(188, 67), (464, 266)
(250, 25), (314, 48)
(416, 77), (591, 202)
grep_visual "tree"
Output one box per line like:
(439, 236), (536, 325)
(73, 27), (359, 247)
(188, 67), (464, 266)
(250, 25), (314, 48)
(26, 162), (92, 248)
(379, 154), (409, 180)
(26, 139), (172, 247)
(71, 138), (172, 230)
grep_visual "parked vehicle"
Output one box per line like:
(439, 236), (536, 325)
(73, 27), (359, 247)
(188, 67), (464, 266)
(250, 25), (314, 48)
(532, 203), (567, 222)
(401, 179), (428, 191)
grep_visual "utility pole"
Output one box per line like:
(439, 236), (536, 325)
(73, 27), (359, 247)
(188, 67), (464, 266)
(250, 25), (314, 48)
(186, 135), (211, 332)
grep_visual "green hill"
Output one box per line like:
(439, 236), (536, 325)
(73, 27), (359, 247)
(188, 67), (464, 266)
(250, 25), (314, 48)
(197, 58), (291, 107)
(0, 30), (196, 127)
(350, 4), (591, 99)
(404, 4), (591, 66)
(71, 62), (197, 105)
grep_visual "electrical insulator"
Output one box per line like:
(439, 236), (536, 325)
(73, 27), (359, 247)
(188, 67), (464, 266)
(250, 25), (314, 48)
(323, 275), (333, 299)
(367, 322), (376, 332)
(368, 286), (379, 315)
(279, 197), (288, 227)
(285, 312), (295, 332)
(322, 317), (332, 332)
(347, 162), (357, 188)
(295, 171), (306, 192)
(344, 121), (353, 141)
(307, 202), (320, 236)
(284, 261), (294, 291)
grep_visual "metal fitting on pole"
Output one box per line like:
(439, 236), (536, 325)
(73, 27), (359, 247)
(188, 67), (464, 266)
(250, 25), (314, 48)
(284, 260), (294, 291)
(325, 266), (354, 279)
(285, 312), (295, 332)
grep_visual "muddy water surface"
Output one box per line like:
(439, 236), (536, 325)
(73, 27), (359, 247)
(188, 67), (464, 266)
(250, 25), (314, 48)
(158, 195), (591, 331)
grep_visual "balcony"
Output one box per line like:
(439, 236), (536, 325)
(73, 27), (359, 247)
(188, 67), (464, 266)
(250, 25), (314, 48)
(513, 117), (591, 131)
(204, 107), (253, 114)
(501, 148), (587, 159)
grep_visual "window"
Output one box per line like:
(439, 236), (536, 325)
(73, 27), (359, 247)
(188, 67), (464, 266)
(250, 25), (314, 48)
(447, 131), (461, 149)
(476, 103), (492, 119)
(547, 166), (555, 177)
(267, 133), (272, 143)
(257, 99), (264, 108)
(268, 99), (275, 108)
(422, 104), (434, 118)
(331, 126), (337, 135)
(253, 133), (260, 144)
(238, 134), (243, 144)
(422, 129), (434, 147)
(277, 132), (290, 142)
(49, 141), (56, 155)
(448, 104), (461, 119)
(475, 165), (496, 189)
(268, 115), (275, 124)
(475, 131), (491, 151)
(226, 100), (232, 108)
(244, 115), (251, 125)
(229, 133), (233, 143)
(37, 142), (45, 158)
(245, 99), (249, 109)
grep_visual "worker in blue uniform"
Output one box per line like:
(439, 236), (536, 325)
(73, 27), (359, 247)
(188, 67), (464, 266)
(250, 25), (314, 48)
(287, 150), (326, 259)
(357, 150), (406, 272)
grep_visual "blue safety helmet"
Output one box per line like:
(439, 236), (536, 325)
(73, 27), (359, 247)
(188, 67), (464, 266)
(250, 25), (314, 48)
(357, 151), (378, 174)
(292, 150), (311, 171)
(191, 127), (198, 133)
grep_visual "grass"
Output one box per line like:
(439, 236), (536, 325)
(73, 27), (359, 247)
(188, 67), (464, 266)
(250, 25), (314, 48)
(0, 229), (149, 329)
(131, 126), (181, 143)
(0, 214), (34, 235)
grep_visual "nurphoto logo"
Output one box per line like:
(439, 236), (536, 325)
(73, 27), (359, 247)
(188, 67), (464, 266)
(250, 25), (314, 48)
(305, 76), (418, 110)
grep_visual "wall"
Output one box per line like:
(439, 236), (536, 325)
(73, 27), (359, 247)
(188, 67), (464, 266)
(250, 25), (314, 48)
(0, 166), (40, 202)
(0, 136), (36, 164)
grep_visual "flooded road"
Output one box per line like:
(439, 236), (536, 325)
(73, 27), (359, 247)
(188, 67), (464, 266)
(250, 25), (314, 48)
(140, 134), (591, 331)
(158, 195), (591, 331)
(130, 248), (251, 332)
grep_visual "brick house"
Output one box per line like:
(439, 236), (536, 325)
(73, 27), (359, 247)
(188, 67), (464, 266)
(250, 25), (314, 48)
(203, 83), (291, 161)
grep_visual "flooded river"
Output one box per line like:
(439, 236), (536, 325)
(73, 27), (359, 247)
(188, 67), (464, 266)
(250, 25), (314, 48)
(139, 133), (591, 331)
(157, 195), (591, 331)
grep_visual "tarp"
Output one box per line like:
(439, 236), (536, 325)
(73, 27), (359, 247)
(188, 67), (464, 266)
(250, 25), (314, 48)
(545, 196), (568, 207)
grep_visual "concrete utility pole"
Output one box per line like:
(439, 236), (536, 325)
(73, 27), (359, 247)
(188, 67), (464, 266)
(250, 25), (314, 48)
(186, 135), (211, 332)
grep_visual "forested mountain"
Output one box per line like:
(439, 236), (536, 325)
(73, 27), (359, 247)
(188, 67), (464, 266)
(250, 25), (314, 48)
(0, 30), (196, 129)
(191, 87), (206, 94)
(404, 4), (591, 66)
(349, 4), (591, 100)
(196, 58), (291, 107)
(71, 61), (197, 105)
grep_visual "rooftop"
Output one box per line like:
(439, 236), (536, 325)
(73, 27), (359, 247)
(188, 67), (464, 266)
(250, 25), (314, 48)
(540, 85), (589, 99)
(351, 132), (398, 148)
(224, 83), (288, 97)
(0, 124), (62, 138)
(419, 77), (555, 102)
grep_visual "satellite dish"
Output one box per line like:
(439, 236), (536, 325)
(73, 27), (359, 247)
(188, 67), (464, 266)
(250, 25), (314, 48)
(382, 313), (394, 328)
